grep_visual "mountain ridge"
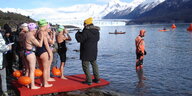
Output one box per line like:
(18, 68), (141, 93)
(127, 0), (192, 24)
(0, 0), (142, 24)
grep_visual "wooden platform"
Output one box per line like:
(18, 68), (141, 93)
(12, 74), (110, 96)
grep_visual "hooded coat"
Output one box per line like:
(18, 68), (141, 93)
(0, 33), (10, 69)
(75, 24), (100, 61)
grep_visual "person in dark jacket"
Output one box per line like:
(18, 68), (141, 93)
(75, 17), (100, 85)
(3, 25), (15, 76)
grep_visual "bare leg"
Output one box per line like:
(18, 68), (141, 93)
(39, 52), (53, 87)
(26, 53), (40, 89)
(60, 62), (67, 79)
(37, 57), (43, 86)
(24, 57), (30, 88)
(20, 52), (29, 76)
(136, 68), (143, 82)
(24, 58), (29, 77)
(136, 67), (145, 88)
(47, 52), (55, 81)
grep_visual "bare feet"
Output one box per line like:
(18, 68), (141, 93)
(40, 83), (43, 87)
(43, 84), (53, 88)
(31, 86), (41, 89)
(25, 85), (29, 88)
(60, 76), (68, 80)
(48, 78), (55, 81)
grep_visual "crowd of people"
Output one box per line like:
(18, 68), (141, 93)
(0, 17), (102, 95)
(0, 17), (147, 95)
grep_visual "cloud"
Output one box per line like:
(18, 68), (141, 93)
(96, 0), (112, 2)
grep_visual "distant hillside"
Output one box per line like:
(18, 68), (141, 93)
(127, 0), (192, 24)
(0, 10), (35, 28)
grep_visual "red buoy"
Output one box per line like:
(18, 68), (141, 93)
(187, 24), (192, 31)
(171, 24), (176, 29)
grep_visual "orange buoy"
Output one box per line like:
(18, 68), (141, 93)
(187, 24), (192, 31)
(35, 69), (43, 77)
(13, 70), (22, 78)
(171, 24), (176, 29)
(52, 67), (61, 76)
(18, 76), (32, 85)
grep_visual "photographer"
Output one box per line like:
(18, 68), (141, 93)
(75, 17), (100, 85)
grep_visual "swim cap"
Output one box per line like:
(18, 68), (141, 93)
(84, 17), (93, 25)
(58, 28), (64, 32)
(28, 23), (37, 31)
(57, 25), (65, 32)
(58, 25), (65, 29)
(38, 19), (48, 27)
(20, 23), (28, 29)
(47, 24), (51, 29)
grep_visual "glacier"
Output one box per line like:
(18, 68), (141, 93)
(0, 0), (165, 26)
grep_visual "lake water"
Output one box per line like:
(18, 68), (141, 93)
(54, 23), (192, 96)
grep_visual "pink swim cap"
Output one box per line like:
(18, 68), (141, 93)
(28, 23), (37, 31)
(47, 24), (51, 29)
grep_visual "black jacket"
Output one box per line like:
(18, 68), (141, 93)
(75, 24), (100, 61)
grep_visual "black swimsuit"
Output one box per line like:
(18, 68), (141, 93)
(35, 43), (47, 57)
(57, 41), (67, 62)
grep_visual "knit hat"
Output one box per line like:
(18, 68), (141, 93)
(84, 17), (93, 25)
(38, 19), (48, 27)
(28, 23), (37, 31)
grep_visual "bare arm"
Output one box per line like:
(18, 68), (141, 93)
(65, 34), (71, 41)
(47, 33), (55, 45)
(139, 40), (145, 54)
(44, 33), (52, 59)
(64, 29), (71, 41)
(31, 32), (44, 47)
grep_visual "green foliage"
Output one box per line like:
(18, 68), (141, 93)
(0, 10), (35, 27)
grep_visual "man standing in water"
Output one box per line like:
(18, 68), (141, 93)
(135, 29), (146, 84)
(75, 17), (100, 85)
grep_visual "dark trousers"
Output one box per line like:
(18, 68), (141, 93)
(5, 53), (13, 75)
(82, 60), (100, 83)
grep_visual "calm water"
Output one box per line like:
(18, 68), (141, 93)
(54, 23), (192, 96)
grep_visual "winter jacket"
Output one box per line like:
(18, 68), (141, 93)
(0, 33), (10, 69)
(75, 24), (100, 61)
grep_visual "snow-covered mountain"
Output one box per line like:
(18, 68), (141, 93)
(126, 0), (165, 19)
(0, 4), (105, 24)
(127, 0), (192, 24)
(104, 0), (145, 19)
(0, 0), (167, 24)
(104, 0), (165, 19)
(0, 0), (131, 24)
